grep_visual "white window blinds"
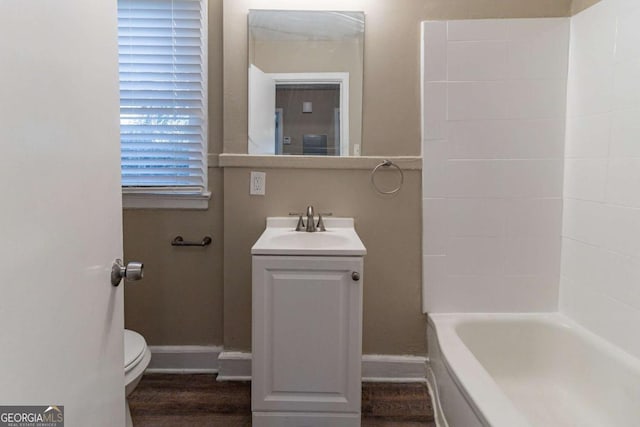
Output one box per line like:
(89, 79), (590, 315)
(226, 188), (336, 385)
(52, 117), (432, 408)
(118, 0), (207, 193)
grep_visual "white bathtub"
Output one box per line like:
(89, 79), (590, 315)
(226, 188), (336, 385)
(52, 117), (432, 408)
(427, 313), (640, 427)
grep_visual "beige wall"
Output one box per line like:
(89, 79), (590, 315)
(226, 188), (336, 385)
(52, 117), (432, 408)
(571, 0), (601, 14)
(125, 0), (577, 352)
(124, 172), (224, 345)
(223, 168), (424, 354)
(123, 0), (224, 345)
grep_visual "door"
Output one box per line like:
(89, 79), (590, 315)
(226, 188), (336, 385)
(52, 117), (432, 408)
(0, 1), (125, 426)
(248, 64), (276, 154)
(252, 256), (363, 415)
(275, 108), (284, 155)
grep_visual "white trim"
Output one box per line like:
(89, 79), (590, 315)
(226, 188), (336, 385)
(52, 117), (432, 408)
(217, 351), (426, 382)
(269, 72), (350, 156)
(217, 351), (252, 381)
(206, 153), (220, 168)
(200, 0), (209, 197)
(253, 411), (360, 426)
(217, 154), (423, 170)
(145, 345), (222, 373)
(362, 354), (428, 382)
(275, 107), (284, 155)
(145, 348), (428, 383)
(420, 21), (426, 160)
(122, 191), (211, 210)
(334, 107), (341, 155)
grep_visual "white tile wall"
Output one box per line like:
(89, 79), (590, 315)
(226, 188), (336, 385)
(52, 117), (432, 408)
(506, 198), (563, 237)
(563, 158), (608, 201)
(423, 83), (447, 140)
(447, 82), (511, 120)
(446, 41), (508, 81)
(565, 114), (611, 158)
(506, 19), (569, 80)
(422, 21), (447, 82)
(448, 119), (565, 159)
(606, 159), (640, 208)
(421, 18), (569, 313)
(446, 20), (509, 41)
(611, 107), (640, 157)
(423, 8), (640, 358)
(562, 0), (640, 360)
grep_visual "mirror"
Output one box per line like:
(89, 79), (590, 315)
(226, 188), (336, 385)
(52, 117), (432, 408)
(248, 10), (365, 156)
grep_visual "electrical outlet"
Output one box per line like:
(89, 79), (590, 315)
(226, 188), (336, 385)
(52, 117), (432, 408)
(250, 171), (266, 195)
(353, 144), (361, 156)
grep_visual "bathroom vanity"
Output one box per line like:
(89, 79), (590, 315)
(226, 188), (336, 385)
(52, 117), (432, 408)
(251, 217), (366, 426)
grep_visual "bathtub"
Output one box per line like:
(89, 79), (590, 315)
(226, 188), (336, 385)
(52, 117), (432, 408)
(427, 313), (640, 427)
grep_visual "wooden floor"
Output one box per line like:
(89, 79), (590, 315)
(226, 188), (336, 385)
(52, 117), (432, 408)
(129, 374), (435, 426)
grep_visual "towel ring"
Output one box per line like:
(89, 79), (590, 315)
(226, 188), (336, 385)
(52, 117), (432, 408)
(370, 160), (404, 195)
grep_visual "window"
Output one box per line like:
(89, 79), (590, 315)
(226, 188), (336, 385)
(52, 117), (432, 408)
(118, 0), (208, 209)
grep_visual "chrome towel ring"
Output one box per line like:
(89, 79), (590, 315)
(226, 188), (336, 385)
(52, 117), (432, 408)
(370, 160), (404, 195)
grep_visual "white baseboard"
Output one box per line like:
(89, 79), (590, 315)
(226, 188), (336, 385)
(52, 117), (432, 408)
(216, 351), (252, 381)
(362, 354), (428, 382)
(253, 411), (360, 426)
(146, 345), (222, 373)
(146, 348), (427, 383)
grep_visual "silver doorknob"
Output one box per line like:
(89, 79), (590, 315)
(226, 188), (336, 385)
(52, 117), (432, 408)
(111, 259), (144, 287)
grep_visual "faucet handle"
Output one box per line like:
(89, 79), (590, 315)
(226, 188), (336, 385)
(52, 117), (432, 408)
(317, 213), (332, 231)
(288, 212), (306, 232)
(317, 214), (327, 232)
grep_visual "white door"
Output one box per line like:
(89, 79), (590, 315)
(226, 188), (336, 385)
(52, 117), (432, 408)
(275, 108), (284, 155)
(248, 64), (276, 154)
(0, 0), (126, 426)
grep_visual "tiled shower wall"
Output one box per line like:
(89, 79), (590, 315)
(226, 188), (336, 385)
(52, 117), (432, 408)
(422, 18), (570, 312)
(561, 0), (640, 359)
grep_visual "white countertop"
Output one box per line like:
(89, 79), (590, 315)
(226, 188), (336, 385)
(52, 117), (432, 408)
(251, 217), (367, 256)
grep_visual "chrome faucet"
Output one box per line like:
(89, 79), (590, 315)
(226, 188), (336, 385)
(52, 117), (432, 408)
(305, 205), (316, 232)
(291, 206), (331, 232)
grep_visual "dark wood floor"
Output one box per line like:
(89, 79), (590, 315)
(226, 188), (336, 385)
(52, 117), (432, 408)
(129, 374), (435, 426)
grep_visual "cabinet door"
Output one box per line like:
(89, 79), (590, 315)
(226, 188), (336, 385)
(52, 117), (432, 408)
(252, 256), (363, 414)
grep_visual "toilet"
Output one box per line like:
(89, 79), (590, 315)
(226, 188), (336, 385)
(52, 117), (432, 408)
(124, 329), (151, 427)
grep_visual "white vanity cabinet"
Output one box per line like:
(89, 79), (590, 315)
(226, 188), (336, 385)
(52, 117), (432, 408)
(251, 217), (366, 426)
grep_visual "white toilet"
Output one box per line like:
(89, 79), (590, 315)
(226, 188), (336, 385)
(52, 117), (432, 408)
(124, 329), (151, 427)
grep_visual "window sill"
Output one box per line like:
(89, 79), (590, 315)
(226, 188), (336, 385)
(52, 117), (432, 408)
(122, 191), (211, 210)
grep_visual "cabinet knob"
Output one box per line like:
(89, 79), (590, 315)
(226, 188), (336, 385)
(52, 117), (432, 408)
(351, 272), (360, 281)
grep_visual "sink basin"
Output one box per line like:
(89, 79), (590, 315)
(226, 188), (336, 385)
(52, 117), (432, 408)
(252, 217), (367, 256)
(269, 232), (352, 247)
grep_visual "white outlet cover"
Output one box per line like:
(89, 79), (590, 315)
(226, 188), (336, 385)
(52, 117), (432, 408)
(250, 171), (266, 195)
